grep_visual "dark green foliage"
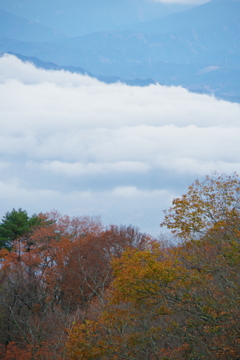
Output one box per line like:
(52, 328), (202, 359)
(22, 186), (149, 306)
(0, 208), (41, 250)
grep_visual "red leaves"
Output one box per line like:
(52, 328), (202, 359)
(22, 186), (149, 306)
(67, 173), (240, 359)
(1, 173), (240, 359)
(0, 342), (64, 360)
(0, 211), (152, 359)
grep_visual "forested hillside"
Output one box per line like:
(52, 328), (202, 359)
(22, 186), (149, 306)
(0, 173), (239, 359)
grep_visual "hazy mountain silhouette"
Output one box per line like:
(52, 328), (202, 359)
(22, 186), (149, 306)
(3, 52), (156, 87)
(0, 0), (239, 101)
(119, 0), (240, 34)
(0, 10), (67, 42)
(0, 0), (194, 37)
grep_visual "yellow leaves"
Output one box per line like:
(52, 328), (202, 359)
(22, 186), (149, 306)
(67, 321), (107, 360)
(67, 232), (240, 359)
(110, 248), (181, 306)
(66, 173), (240, 359)
(161, 172), (240, 240)
(157, 305), (172, 316)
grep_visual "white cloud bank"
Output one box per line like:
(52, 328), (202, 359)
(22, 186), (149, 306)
(0, 54), (240, 235)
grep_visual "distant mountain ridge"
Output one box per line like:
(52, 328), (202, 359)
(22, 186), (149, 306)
(1, 52), (156, 87)
(0, 10), (67, 42)
(0, 0), (194, 37)
(0, 0), (239, 102)
(120, 0), (240, 34)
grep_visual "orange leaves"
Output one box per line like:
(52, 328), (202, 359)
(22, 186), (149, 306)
(67, 211), (240, 359)
(67, 321), (110, 360)
(0, 210), (154, 359)
(0, 342), (64, 360)
(111, 247), (180, 305)
(0, 211), (109, 359)
(62, 175), (240, 358)
(0, 343), (33, 360)
(2, 173), (240, 359)
(67, 246), (204, 358)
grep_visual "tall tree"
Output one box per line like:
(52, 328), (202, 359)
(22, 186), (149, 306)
(67, 173), (240, 359)
(0, 211), (151, 358)
(0, 208), (41, 250)
(161, 172), (240, 240)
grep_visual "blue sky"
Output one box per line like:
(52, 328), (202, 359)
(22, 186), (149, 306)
(153, 1), (210, 3)
(0, 54), (240, 235)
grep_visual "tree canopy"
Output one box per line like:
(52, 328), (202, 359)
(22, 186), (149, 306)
(0, 173), (239, 359)
(67, 173), (240, 359)
(161, 172), (240, 240)
(0, 208), (41, 250)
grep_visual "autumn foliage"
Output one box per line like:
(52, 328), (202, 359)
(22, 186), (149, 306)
(0, 211), (150, 359)
(67, 173), (240, 359)
(0, 173), (240, 359)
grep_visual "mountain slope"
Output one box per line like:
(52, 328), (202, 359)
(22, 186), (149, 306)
(0, 0), (239, 102)
(2, 52), (156, 87)
(2, 50), (239, 103)
(51, 17), (240, 67)
(0, 0), (195, 37)
(0, 10), (67, 41)
(120, 0), (240, 34)
(1, 0), (239, 71)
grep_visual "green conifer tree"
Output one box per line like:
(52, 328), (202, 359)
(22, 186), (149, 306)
(0, 208), (40, 250)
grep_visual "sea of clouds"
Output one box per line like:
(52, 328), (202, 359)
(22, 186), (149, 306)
(0, 54), (240, 235)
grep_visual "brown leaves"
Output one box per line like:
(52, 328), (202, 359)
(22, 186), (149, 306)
(0, 342), (64, 360)
(68, 233), (240, 358)
(1, 173), (240, 359)
(67, 173), (240, 359)
(0, 211), (152, 359)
